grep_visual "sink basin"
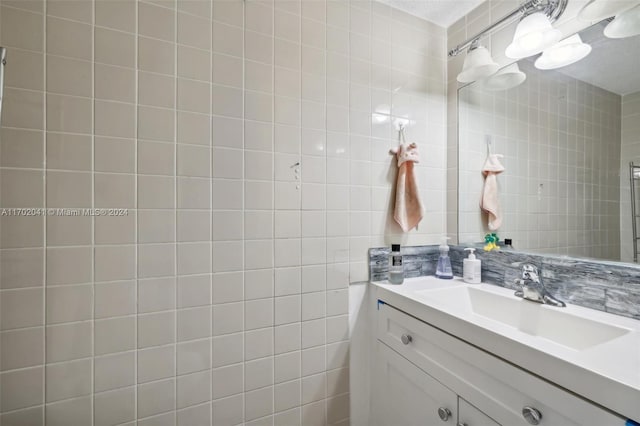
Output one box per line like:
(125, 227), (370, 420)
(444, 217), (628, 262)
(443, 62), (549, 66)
(415, 285), (631, 350)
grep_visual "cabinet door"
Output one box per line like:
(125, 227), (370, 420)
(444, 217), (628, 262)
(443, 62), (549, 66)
(458, 398), (500, 426)
(372, 341), (458, 426)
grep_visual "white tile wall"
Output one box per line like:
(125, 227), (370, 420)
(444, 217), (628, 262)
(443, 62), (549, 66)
(0, 0), (447, 424)
(458, 60), (621, 259)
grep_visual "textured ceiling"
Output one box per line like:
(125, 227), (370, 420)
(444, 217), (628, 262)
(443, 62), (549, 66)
(557, 21), (640, 95)
(377, 0), (487, 27)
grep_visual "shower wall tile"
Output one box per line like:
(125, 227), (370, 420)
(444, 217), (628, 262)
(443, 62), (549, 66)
(1, 88), (44, 130)
(0, 0), (446, 423)
(0, 128), (44, 168)
(93, 387), (136, 426)
(0, 6), (44, 52)
(1, 327), (44, 371)
(0, 366), (44, 411)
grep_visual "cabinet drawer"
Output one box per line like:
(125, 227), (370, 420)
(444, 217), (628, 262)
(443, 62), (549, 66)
(377, 302), (625, 426)
(373, 341), (458, 426)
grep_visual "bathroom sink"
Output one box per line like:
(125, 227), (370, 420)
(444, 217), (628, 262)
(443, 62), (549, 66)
(415, 285), (631, 350)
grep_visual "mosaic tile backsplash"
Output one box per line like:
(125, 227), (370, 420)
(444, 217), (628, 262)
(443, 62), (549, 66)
(369, 245), (640, 320)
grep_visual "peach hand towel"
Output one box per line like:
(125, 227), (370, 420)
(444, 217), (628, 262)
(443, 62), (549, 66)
(480, 154), (505, 231)
(390, 142), (424, 232)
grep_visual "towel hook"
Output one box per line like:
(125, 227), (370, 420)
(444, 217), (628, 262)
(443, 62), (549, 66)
(485, 134), (493, 155)
(398, 124), (407, 144)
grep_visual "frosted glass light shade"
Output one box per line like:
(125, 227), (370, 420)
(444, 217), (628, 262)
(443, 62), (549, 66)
(457, 45), (500, 83)
(578, 0), (637, 22)
(534, 34), (592, 69)
(482, 63), (527, 90)
(505, 12), (562, 59)
(604, 4), (640, 38)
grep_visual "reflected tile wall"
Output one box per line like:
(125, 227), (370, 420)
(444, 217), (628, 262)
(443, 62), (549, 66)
(0, 0), (447, 424)
(458, 60), (621, 260)
(620, 91), (640, 262)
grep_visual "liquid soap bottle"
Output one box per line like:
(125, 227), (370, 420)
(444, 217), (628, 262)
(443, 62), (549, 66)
(435, 238), (453, 280)
(463, 248), (481, 284)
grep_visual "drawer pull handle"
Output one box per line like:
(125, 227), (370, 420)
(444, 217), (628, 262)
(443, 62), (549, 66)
(437, 407), (451, 421)
(457, 423), (468, 426)
(401, 334), (413, 345)
(522, 406), (542, 425)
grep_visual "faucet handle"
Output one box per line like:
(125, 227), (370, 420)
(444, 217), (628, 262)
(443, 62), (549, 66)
(521, 264), (539, 281)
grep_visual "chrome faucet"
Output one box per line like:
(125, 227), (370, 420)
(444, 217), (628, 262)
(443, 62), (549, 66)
(514, 264), (566, 307)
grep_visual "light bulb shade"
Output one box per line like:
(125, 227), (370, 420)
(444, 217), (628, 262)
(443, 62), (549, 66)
(482, 63), (527, 90)
(457, 46), (500, 83)
(505, 12), (562, 59)
(578, 0), (637, 22)
(534, 34), (592, 69)
(604, 4), (640, 38)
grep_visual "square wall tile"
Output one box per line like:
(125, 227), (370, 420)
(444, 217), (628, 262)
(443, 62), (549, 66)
(94, 387), (136, 426)
(1, 327), (44, 371)
(0, 367), (44, 412)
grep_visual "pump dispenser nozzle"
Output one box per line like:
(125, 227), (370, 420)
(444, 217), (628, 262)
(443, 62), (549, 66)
(464, 248), (476, 259)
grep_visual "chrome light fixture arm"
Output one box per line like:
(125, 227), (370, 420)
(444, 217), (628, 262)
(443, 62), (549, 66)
(448, 0), (568, 57)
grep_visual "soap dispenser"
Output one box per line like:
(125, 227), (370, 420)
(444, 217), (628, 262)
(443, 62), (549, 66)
(435, 238), (453, 280)
(463, 248), (481, 284)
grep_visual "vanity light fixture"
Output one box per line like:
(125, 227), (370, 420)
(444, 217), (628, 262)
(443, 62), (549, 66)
(534, 34), (592, 69)
(604, 4), (640, 38)
(457, 40), (500, 83)
(482, 63), (527, 90)
(578, 0), (637, 22)
(505, 12), (563, 59)
(448, 0), (568, 60)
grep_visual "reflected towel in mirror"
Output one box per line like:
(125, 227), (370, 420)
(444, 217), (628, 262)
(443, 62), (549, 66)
(480, 154), (504, 231)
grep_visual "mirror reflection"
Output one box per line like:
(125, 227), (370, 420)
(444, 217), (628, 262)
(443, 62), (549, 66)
(458, 20), (640, 262)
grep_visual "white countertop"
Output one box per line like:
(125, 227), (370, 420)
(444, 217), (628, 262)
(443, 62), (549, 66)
(371, 276), (640, 422)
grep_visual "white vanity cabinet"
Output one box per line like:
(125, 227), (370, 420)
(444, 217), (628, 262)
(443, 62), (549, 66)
(373, 301), (625, 426)
(374, 340), (500, 426)
(374, 341), (457, 426)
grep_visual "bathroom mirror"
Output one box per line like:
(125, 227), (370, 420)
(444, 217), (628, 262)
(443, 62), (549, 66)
(457, 19), (640, 263)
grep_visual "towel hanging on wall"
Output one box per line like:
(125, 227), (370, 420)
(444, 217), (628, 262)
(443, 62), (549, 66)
(480, 153), (505, 231)
(390, 127), (424, 232)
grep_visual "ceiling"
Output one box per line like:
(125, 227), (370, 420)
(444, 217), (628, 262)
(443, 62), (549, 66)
(557, 21), (640, 96)
(377, 0), (487, 27)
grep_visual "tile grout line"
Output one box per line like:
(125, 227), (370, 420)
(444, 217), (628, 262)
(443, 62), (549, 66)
(241, 0), (247, 422)
(209, 0), (214, 423)
(173, 0), (178, 421)
(298, 1), (304, 421)
(271, 0), (277, 423)
(42, 0), (48, 420)
(90, 0), (96, 423)
(274, 0), (281, 423)
(134, 0), (140, 422)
